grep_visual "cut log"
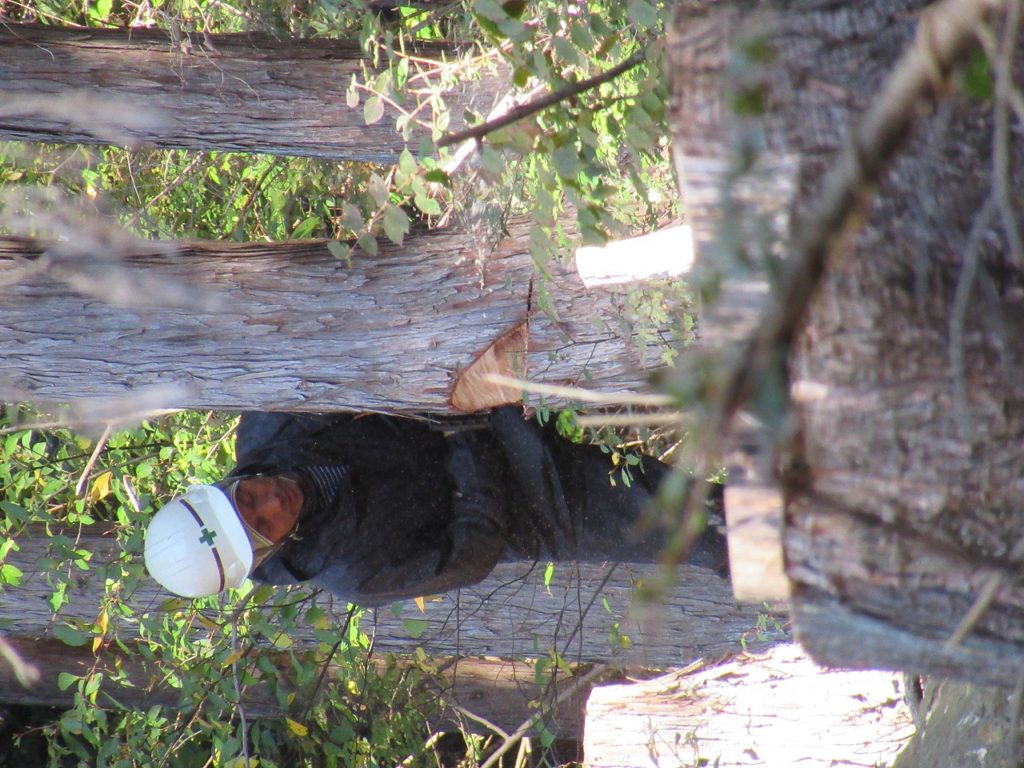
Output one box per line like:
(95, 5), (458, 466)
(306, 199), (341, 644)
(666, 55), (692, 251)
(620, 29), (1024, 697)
(0, 216), (683, 415)
(582, 643), (915, 768)
(667, 0), (1024, 681)
(0, 23), (502, 162)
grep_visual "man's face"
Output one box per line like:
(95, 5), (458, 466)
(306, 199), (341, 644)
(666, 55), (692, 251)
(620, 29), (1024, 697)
(231, 475), (303, 544)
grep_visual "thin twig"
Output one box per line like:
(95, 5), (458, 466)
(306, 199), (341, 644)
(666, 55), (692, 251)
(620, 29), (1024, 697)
(948, 194), (996, 440)
(575, 412), (686, 428)
(990, 0), (1024, 267)
(446, 702), (510, 739)
(74, 423), (112, 497)
(945, 533), (1024, 650)
(485, 373), (673, 407)
(437, 50), (646, 148)
(230, 622), (251, 768)
(944, 572), (1004, 649)
(121, 475), (142, 515)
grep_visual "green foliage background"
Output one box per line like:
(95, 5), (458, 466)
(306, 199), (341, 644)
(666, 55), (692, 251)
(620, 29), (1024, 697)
(0, 1), (690, 766)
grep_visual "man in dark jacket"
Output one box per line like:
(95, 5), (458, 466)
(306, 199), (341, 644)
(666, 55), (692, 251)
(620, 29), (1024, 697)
(144, 407), (726, 606)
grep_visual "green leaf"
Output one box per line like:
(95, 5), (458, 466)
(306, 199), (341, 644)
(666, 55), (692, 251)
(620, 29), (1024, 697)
(0, 563), (23, 586)
(0, 501), (27, 523)
(402, 618), (428, 638)
(53, 623), (88, 647)
(554, 37), (580, 66)
(414, 193), (442, 216)
(368, 174), (390, 207)
(551, 145), (580, 180)
(382, 204), (410, 246)
(398, 148), (417, 178)
(962, 48), (994, 101)
(423, 168), (451, 187)
(57, 672), (79, 691)
(570, 20), (596, 52)
(292, 215), (320, 239)
(363, 96), (385, 125)
(341, 202), (364, 230)
(627, 0), (659, 30)
(474, 0), (506, 22)
(158, 597), (190, 612)
(328, 241), (352, 264)
(536, 721), (556, 749)
(357, 233), (379, 256)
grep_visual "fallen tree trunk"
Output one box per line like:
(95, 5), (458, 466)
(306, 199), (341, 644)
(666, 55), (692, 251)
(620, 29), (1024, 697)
(668, 0), (1024, 683)
(582, 643), (915, 768)
(0, 23), (500, 162)
(0, 527), (774, 671)
(0, 219), (687, 416)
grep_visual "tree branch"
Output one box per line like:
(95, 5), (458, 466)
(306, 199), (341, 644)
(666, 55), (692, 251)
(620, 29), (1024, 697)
(437, 51), (646, 148)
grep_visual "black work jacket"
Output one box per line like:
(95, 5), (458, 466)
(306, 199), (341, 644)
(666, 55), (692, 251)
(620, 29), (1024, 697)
(231, 408), (719, 606)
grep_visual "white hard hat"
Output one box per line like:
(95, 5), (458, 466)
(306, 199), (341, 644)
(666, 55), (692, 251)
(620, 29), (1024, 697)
(144, 484), (253, 597)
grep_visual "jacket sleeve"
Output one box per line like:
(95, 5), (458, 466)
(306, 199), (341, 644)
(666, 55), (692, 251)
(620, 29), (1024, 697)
(487, 406), (577, 556)
(319, 431), (510, 607)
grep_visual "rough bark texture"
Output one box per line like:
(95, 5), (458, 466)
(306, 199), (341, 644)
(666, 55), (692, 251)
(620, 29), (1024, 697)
(582, 643), (914, 768)
(0, 216), (681, 415)
(0, 528), (775, 671)
(0, 23), (501, 161)
(668, 0), (1024, 684)
(894, 676), (1020, 768)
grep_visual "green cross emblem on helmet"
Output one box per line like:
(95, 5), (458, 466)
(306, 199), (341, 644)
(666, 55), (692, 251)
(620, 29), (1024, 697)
(198, 527), (217, 547)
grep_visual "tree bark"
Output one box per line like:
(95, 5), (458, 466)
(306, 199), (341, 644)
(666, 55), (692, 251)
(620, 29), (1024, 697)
(668, 0), (1024, 684)
(0, 23), (502, 161)
(0, 527), (772, 672)
(0, 216), (683, 415)
(582, 644), (914, 768)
